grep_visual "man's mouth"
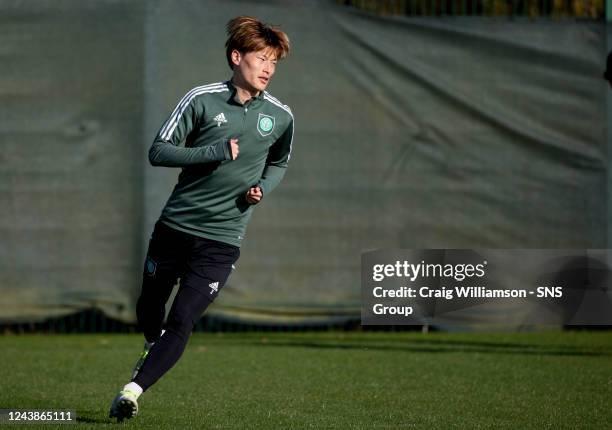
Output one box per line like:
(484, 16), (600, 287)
(259, 77), (269, 85)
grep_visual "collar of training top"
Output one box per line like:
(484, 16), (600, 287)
(225, 79), (265, 106)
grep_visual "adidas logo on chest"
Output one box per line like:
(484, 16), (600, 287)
(213, 112), (227, 127)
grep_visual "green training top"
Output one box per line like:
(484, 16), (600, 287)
(149, 80), (294, 247)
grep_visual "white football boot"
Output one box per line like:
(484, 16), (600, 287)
(108, 389), (139, 422)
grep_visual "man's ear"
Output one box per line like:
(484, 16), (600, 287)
(231, 49), (241, 67)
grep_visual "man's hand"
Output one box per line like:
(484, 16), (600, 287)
(229, 138), (239, 160)
(245, 186), (263, 205)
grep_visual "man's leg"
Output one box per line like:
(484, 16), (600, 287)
(136, 221), (187, 343)
(132, 236), (240, 392)
(109, 221), (191, 421)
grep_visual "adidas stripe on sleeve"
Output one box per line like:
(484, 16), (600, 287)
(148, 84), (231, 167)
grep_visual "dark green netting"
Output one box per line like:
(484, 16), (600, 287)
(0, 0), (607, 327)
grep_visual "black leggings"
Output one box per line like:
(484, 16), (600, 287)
(133, 221), (240, 391)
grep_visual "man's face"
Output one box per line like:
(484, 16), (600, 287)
(232, 48), (277, 93)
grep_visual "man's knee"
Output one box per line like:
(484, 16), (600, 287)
(166, 300), (207, 336)
(166, 295), (212, 338)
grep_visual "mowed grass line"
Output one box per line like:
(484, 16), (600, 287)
(0, 331), (610, 429)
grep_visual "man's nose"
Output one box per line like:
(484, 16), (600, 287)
(263, 61), (274, 74)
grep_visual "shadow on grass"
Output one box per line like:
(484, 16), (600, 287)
(76, 413), (110, 424)
(218, 337), (611, 357)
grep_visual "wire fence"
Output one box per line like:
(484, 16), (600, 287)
(1, 310), (605, 334)
(0, 309), (423, 334)
(340, 0), (605, 19)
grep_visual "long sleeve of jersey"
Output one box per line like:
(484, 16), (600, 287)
(257, 118), (294, 196)
(149, 93), (231, 167)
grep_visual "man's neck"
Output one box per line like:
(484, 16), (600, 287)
(230, 77), (260, 104)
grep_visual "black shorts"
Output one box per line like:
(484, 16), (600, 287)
(143, 220), (240, 302)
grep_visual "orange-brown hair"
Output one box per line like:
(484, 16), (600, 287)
(225, 16), (291, 70)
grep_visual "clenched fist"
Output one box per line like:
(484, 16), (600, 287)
(229, 138), (239, 160)
(245, 186), (263, 205)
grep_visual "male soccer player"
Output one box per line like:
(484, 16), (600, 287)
(109, 16), (293, 421)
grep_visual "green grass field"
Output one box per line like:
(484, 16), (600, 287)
(1, 330), (611, 429)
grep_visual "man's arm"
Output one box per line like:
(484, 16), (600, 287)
(256, 117), (294, 196)
(149, 90), (233, 167)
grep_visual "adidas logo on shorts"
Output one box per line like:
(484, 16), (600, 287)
(209, 281), (219, 294)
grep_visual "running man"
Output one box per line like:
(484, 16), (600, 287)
(109, 16), (293, 421)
